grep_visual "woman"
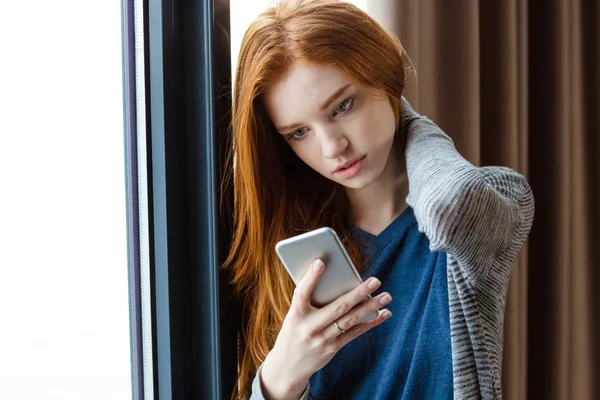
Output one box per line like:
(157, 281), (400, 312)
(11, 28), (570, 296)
(224, 1), (535, 399)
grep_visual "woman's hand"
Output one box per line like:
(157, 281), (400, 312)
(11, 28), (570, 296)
(260, 258), (392, 400)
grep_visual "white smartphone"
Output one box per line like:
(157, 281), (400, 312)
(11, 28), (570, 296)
(275, 227), (378, 322)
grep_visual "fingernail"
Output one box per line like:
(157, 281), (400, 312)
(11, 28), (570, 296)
(313, 259), (324, 272)
(381, 310), (392, 320)
(379, 294), (392, 305)
(368, 277), (381, 290)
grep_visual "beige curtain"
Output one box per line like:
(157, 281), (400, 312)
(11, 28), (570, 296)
(366, 0), (600, 399)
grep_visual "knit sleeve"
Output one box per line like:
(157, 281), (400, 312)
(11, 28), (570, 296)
(250, 363), (311, 400)
(400, 98), (534, 285)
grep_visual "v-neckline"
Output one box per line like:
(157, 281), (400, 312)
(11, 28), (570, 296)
(354, 206), (414, 252)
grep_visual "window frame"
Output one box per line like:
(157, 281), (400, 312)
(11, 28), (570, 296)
(122, 0), (237, 398)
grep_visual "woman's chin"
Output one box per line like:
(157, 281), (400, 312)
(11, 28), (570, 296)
(334, 174), (376, 190)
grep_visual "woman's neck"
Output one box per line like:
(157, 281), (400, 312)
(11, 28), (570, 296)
(346, 147), (408, 236)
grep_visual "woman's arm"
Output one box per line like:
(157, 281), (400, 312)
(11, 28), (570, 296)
(400, 98), (534, 286)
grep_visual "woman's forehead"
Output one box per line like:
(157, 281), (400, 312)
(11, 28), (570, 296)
(262, 61), (356, 129)
(264, 61), (354, 111)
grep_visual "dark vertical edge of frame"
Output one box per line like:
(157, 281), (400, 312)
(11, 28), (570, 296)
(185, 0), (234, 397)
(188, 0), (220, 396)
(211, 1), (239, 398)
(145, 0), (238, 397)
(121, 0), (144, 398)
(146, 0), (237, 398)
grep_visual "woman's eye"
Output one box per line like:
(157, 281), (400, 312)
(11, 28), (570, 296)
(334, 98), (354, 115)
(286, 127), (308, 141)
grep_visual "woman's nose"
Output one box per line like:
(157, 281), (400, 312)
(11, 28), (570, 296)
(319, 128), (349, 159)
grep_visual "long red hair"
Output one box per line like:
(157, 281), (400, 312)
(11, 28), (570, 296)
(223, 1), (408, 397)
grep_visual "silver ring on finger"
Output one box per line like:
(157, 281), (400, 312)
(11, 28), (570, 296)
(334, 321), (346, 334)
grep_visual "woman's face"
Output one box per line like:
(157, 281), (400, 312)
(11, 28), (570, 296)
(263, 60), (398, 190)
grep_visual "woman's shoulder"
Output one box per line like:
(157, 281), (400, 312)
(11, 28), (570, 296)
(401, 108), (535, 284)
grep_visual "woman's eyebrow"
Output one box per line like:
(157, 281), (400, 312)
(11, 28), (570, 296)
(318, 83), (352, 112)
(275, 83), (353, 132)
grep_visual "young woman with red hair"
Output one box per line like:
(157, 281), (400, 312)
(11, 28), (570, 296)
(224, 1), (534, 399)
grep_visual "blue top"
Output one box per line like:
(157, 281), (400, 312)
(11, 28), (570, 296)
(309, 207), (454, 399)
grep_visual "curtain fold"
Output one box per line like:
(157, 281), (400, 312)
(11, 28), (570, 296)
(366, 0), (599, 399)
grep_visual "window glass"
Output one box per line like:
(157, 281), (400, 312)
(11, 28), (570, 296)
(0, 2), (132, 399)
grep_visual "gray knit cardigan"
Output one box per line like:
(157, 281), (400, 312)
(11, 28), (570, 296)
(250, 98), (535, 399)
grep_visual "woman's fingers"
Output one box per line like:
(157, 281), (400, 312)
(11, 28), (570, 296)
(312, 276), (382, 331)
(291, 258), (326, 311)
(324, 292), (392, 340)
(334, 309), (392, 348)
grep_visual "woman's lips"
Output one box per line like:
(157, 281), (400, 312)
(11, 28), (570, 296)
(334, 156), (365, 179)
